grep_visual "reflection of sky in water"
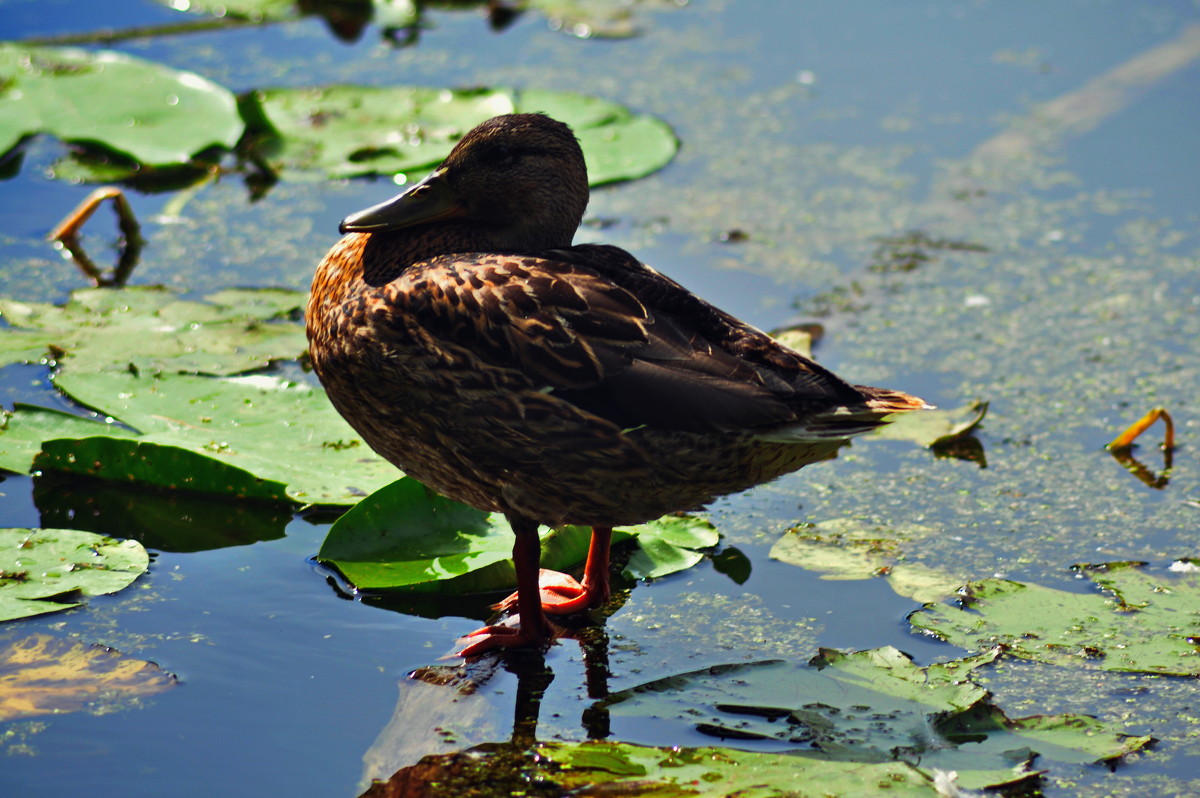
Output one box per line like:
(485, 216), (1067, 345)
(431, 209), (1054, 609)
(2, 1), (1198, 795)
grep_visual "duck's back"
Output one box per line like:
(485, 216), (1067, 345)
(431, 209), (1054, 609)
(307, 237), (923, 526)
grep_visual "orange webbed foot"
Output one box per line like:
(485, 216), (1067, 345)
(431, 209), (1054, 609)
(491, 568), (610, 616)
(454, 613), (557, 658)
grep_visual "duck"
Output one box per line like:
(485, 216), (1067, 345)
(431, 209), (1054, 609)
(306, 113), (927, 657)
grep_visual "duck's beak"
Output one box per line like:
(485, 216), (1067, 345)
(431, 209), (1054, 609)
(339, 168), (467, 234)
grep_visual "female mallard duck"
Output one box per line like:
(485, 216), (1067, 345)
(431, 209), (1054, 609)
(307, 114), (927, 657)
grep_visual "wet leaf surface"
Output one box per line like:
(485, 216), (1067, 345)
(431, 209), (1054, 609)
(0, 528), (148, 621)
(910, 561), (1200, 675)
(0, 45), (242, 166)
(245, 85), (677, 184)
(366, 739), (938, 797)
(597, 646), (1152, 790)
(869, 400), (988, 448)
(0, 286), (309, 376)
(769, 518), (963, 603)
(317, 477), (715, 593)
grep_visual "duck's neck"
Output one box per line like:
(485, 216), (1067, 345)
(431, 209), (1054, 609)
(307, 220), (578, 327)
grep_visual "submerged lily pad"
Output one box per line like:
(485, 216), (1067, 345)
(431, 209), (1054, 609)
(0, 528), (149, 621)
(317, 477), (715, 593)
(909, 561), (1200, 675)
(769, 518), (963, 603)
(598, 646), (1152, 790)
(0, 633), (176, 722)
(243, 85), (677, 184)
(0, 45), (241, 166)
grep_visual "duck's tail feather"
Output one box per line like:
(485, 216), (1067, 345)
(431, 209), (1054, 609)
(753, 385), (931, 442)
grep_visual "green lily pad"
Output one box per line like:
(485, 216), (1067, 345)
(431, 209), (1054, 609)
(909, 561), (1200, 675)
(622, 515), (719, 580)
(0, 528), (149, 622)
(0, 404), (138, 475)
(769, 518), (962, 603)
(370, 739), (939, 797)
(317, 477), (715, 593)
(0, 285), (395, 504)
(871, 400), (988, 447)
(243, 85), (677, 184)
(52, 370), (398, 505)
(0, 286), (309, 376)
(34, 437), (292, 504)
(598, 646), (1152, 791)
(0, 45), (241, 166)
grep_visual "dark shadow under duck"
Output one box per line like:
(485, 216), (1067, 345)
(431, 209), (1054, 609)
(307, 113), (928, 656)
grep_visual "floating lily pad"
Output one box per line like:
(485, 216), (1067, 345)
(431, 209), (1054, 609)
(0, 404), (138, 475)
(769, 518), (962, 603)
(909, 561), (1200, 675)
(0, 286), (309, 376)
(622, 514), (719, 580)
(0, 45), (241, 166)
(598, 646), (1152, 791)
(0, 286), (395, 504)
(53, 370), (398, 505)
(0, 633), (176, 722)
(0, 528), (149, 621)
(317, 477), (715, 593)
(34, 436), (292, 504)
(871, 400), (988, 447)
(243, 85), (677, 184)
(369, 739), (938, 797)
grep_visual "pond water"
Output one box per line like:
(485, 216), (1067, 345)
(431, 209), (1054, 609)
(2, 1), (1199, 796)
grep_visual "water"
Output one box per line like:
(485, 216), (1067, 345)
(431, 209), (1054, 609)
(2, 1), (1199, 795)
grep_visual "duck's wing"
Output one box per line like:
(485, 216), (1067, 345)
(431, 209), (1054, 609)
(375, 247), (898, 435)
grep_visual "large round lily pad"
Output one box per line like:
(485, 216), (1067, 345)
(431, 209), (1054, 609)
(243, 85), (677, 184)
(0, 45), (242, 165)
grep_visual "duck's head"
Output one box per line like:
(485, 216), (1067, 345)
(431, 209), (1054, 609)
(340, 113), (589, 252)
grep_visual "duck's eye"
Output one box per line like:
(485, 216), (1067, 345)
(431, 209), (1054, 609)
(482, 144), (517, 167)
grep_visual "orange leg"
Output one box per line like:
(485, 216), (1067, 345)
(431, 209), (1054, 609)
(492, 527), (613, 617)
(456, 518), (556, 658)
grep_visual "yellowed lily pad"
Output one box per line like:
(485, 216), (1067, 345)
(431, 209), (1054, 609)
(0, 633), (176, 722)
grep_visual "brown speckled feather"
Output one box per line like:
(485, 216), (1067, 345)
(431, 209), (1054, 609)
(307, 114), (926, 528)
